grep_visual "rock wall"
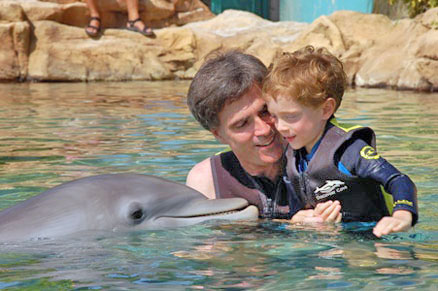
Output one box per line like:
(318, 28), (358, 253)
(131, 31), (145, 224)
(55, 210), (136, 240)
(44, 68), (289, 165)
(1, 0), (437, 91)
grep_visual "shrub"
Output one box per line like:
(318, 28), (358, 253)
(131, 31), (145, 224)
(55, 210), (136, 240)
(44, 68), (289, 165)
(389, 0), (438, 17)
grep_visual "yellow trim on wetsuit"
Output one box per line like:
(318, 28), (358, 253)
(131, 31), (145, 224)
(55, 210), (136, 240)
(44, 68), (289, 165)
(381, 185), (394, 215)
(330, 117), (363, 133)
(215, 146), (232, 155)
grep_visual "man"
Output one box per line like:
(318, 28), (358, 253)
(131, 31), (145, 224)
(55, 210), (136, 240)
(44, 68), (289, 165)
(186, 50), (341, 222)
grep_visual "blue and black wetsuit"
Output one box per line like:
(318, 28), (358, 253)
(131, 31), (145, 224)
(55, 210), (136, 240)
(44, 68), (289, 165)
(284, 117), (418, 224)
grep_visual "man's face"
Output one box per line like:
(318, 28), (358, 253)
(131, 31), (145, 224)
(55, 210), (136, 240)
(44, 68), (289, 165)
(212, 84), (285, 173)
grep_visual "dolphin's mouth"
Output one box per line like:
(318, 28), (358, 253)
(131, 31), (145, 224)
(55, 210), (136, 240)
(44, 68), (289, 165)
(152, 201), (259, 228)
(165, 204), (254, 218)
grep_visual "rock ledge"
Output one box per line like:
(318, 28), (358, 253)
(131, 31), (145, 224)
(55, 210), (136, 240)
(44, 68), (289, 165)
(1, 1), (438, 91)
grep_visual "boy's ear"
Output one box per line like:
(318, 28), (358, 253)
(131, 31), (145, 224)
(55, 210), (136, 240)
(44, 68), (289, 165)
(322, 98), (336, 120)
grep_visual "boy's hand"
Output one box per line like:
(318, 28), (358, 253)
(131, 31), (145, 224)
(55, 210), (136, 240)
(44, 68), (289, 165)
(290, 209), (324, 223)
(314, 200), (342, 223)
(373, 210), (413, 238)
(290, 200), (342, 223)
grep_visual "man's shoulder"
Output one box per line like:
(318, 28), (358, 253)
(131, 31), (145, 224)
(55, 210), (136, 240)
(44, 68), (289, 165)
(188, 157), (212, 176)
(186, 157), (216, 199)
(187, 149), (237, 182)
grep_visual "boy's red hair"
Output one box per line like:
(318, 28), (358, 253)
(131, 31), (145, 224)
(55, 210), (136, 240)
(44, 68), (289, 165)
(262, 46), (347, 111)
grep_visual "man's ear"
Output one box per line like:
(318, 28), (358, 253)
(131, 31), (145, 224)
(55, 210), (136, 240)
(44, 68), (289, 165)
(211, 128), (225, 144)
(322, 98), (336, 120)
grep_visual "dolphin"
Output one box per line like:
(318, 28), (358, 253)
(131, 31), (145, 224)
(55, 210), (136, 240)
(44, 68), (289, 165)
(0, 174), (259, 241)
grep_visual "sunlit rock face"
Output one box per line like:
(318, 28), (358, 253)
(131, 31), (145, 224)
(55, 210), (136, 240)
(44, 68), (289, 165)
(1, 1), (438, 91)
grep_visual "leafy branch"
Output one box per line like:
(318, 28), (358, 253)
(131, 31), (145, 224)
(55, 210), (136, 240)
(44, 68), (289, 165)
(389, 0), (438, 17)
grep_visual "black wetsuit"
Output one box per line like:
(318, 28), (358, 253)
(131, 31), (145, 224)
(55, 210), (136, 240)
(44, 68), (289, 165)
(211, 151), (301, 219)
(284, 117), (418, 224)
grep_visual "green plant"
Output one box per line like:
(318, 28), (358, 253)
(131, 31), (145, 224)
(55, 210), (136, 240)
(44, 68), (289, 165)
(389, 0), (438, 17)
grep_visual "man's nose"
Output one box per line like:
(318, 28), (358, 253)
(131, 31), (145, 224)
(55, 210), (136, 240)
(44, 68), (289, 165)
(254, 116), (272, 136)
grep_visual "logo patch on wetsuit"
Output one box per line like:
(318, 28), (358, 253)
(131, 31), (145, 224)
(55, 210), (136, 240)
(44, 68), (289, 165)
(314, 180), (348, 200)
(360, 146), (380, 160)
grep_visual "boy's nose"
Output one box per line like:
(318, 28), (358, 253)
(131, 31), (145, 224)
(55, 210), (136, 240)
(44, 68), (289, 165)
(275, 118), (289, 134)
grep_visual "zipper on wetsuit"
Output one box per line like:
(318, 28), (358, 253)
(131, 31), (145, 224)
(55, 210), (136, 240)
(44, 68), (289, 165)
(246, 174), (274, 219)
(265, 197), (274, 218)
(299, 172), (309, 206)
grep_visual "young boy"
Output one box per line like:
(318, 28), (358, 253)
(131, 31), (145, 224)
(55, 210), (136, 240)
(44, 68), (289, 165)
(262, 46), (418, 237)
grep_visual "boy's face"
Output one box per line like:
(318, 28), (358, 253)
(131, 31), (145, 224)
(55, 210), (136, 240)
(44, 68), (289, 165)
(211, 84), (285, 174)
(266, 95), (334, 153)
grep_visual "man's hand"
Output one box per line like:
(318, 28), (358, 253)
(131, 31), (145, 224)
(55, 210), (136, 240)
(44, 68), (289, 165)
(291, 200), (342, 223)
(373, 210), (412, 238)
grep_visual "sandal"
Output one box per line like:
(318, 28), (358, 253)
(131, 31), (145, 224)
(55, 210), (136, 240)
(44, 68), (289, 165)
(85, 16), (101, 37)
(127, 18), (155, 38)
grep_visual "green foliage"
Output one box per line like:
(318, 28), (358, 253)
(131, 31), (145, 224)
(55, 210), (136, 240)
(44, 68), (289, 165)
(389, 0), (438, 17)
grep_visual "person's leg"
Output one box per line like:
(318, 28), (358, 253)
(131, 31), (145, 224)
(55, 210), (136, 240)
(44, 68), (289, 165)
(85, 0), (101, 37)
(125, 0), (154, 36)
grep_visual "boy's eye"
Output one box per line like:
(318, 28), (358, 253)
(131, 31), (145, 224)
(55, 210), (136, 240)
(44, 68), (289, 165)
(285, 113), (299, 121)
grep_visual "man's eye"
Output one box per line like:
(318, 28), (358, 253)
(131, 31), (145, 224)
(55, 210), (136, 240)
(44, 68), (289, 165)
(260, 109), (269, 116)
(259, 108), (272, 121)
(235, 120), (248, 128)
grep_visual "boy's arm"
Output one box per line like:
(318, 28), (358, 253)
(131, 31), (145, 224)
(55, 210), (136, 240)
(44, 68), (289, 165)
(341, 139), (418, 236)
(186, 158), (216, 199)
(373, 210), (412, 237)
(371, 171), (417, 237)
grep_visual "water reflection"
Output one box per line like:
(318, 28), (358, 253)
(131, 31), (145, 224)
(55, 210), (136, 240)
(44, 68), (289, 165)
(0, 82), (438, 289)
(0, 81), (223, 204)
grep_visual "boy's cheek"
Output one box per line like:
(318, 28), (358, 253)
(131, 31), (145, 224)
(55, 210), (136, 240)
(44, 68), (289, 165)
(265, 101), (277, 114)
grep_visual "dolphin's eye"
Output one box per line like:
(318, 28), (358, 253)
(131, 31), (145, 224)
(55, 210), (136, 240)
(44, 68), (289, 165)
(129, 206), (146, 224)
(131, 209), (143, 220)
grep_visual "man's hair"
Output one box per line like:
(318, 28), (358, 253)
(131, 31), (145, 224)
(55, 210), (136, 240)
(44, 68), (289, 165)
(187, 50), (267, 130)
(262, 46), (347, 111)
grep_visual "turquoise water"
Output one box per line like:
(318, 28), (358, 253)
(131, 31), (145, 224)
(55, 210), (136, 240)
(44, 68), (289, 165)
(0, 81), (437, 289)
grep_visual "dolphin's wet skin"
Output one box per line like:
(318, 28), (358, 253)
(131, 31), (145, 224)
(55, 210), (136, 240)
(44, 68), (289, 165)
(0, 174), (259, 241)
